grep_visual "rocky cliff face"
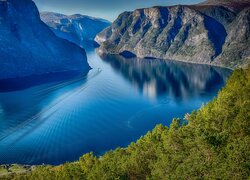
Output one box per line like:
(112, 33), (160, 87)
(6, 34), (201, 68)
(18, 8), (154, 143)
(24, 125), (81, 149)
(96, 0), (250, 69)
(213, 8), (250, 68)
(40, 12), (111, 48)
(0, 0), (90, 80)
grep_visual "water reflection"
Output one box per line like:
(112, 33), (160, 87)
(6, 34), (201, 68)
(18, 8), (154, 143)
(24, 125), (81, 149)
(99, 54), (232, 99)
(0, 72), (89, 140)
(0, 50), (232, 165)
(0, 71), (87, 92)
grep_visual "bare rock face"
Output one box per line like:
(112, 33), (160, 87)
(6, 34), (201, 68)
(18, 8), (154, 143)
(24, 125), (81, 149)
(96, 0), (250, 69)
(0, 0), (90, 80)
(40, 12), (111, 48)
(200, 0), (250, 12)
(213, 8), (250, 68)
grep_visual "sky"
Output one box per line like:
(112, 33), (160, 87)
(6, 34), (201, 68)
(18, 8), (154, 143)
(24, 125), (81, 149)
(33, 0), (204, 22)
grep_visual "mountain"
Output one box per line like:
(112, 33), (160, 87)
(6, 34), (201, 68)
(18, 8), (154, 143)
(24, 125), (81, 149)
(0, 0), (90, 80)
(199, 0), (250, 12)
(95, 0), (250, 69)
(40, 12), (111, 48)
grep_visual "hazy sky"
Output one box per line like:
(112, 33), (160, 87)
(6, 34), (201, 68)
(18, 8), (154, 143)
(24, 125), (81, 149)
(33, 0), (204, 21)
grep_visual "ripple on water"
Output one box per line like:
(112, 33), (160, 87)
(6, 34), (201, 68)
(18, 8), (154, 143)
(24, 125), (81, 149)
(0, 50), (232, 165)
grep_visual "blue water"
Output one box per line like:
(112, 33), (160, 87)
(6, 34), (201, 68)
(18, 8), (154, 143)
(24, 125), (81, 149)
(0, 49), (231, 165)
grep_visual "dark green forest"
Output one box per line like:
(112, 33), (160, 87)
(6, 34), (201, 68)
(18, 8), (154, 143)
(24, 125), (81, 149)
(5, 67), (250, 179)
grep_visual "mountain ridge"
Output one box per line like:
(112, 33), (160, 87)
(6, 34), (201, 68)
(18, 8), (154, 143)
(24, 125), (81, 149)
(40, 12), (111, 48)
(0, 0), (90, 80)
(95, 0), (250, 69)
(41, 11), (110, 24)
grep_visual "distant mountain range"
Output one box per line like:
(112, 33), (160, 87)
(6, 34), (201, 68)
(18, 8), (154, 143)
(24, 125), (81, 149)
(0, 0), (248, 81)
(0, 0), (90, 80)
(40, 12), (111, 48)
(95, 0), (250, 69)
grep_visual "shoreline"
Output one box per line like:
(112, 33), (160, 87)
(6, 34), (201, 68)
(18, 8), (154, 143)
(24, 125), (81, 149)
(96, 49), (235, 71)
(0, 164), (36, 177)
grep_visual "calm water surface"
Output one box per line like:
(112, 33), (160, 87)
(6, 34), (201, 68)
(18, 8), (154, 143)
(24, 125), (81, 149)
(0, 49), (231, 165)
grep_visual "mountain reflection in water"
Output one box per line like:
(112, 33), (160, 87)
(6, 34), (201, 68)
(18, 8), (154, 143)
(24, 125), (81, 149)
(99, 54), (231, 99)
(0, 50), (231, 165)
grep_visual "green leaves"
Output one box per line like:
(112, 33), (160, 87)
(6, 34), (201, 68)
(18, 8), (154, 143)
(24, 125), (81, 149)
(10, 67), (250, 180)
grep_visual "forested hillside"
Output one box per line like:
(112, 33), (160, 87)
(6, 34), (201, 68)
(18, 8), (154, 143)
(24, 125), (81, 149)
(6, 66), (250, 179)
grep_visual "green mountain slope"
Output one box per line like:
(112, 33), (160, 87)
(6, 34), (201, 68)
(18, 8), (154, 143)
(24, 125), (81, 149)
(5, 66), (250, 179)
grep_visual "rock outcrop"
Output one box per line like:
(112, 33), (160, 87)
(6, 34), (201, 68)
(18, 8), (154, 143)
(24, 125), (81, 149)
(96, 0), (250, 69)
(0, 0), (90, 80)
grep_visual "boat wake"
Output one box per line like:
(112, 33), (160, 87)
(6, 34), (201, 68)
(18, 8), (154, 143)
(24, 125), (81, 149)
(0, 69), (102, 144)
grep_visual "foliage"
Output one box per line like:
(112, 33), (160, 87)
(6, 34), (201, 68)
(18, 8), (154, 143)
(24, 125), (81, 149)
(6, 67), (250, 180)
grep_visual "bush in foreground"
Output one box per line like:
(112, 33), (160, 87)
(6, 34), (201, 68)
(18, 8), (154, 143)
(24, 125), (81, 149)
(6, 67), (250, 180)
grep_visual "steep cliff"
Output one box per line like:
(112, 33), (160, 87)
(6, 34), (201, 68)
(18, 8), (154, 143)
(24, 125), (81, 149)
(96, 0), (250, 69)
(40, 12), (111, 48)
(213, 8), (250, 68)
(0, 0), (90, 80)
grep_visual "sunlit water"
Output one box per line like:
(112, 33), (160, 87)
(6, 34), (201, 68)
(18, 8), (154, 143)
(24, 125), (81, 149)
(0, 49), (232, 165)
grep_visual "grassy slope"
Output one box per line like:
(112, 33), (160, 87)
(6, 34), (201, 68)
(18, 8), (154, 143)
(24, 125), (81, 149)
(4, 67), (250, 180)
